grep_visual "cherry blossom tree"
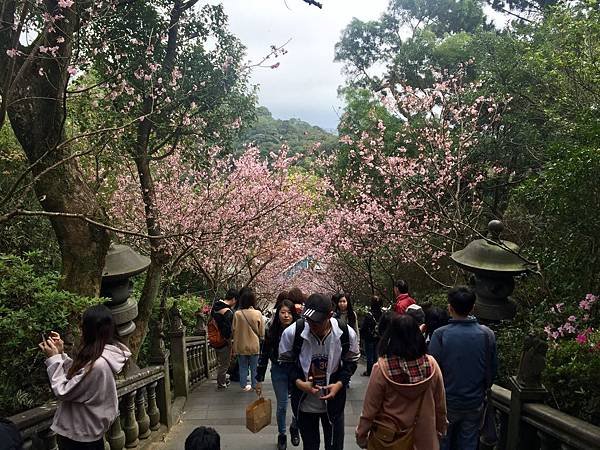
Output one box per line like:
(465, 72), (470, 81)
(318, 69), (505, 298)
(109, 146), (322, 311)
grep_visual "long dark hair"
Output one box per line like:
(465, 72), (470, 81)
(378, 314), (426, 360)
(268, 299), (298, 342)
(332, 293), (357, 329)
(238, 287), (256, 309)
(67, 304), (120, 379)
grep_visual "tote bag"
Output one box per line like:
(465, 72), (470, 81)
(246, 396), (272, 433)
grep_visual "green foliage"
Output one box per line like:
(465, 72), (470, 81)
(508, 146), (600, 297)
(0, 254), (97, 416)
(545, 339), (600, 425)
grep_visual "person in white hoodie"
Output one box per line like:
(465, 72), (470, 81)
(39, 304), (131, 450)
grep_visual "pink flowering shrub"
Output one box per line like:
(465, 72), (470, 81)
(544, 294), (599, 350)
(536, 293), (600, 424)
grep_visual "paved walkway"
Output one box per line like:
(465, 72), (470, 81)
(151, 364), (368, 449)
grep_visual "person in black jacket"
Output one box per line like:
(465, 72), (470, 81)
(211, 288), (237, 390)
(256, 299), (298, 450)
(359, 295), (383, 376)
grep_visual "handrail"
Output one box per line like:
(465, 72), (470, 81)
(489, 383), (600, 449)
(9, 364), (169, 449)
(521, 403), (600, 449)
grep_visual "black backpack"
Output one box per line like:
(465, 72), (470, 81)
(291, 318), (350, 360)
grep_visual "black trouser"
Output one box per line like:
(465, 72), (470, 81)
(297, 410), (344, 450)
(57, 435), (104, 450)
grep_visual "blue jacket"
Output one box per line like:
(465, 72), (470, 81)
(428, 317), (497, 411)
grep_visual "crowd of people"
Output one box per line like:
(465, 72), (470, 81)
(28, 279), (497, 450)
(204, 280), (497, 450)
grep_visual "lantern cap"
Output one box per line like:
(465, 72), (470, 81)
(450, 221), (533, 274)
(102, 244), (150, 281)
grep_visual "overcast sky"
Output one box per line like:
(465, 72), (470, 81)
(209, 1), (506, 131)
(207, 0), (389, 131)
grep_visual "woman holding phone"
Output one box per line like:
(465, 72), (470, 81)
(39, 305), (130, 450)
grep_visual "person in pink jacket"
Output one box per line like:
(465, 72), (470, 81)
(356, 314), (447, 449)
(39, 305), (131, 450)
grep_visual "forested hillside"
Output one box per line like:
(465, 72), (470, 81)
(235, 106), (338, 158)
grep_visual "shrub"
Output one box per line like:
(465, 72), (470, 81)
(0, 253), (97, 416)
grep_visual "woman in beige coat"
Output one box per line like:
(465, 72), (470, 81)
(232, 287), (264, 392)
(356, 314), (447, 449)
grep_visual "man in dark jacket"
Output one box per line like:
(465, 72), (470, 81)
(429, 286), (497, 450)
(359, 295), (382, 376)
(211, 288), (237, 390)
(279, 293), (360, 450)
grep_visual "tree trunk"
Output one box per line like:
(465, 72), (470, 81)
(2, 1), (110, 296)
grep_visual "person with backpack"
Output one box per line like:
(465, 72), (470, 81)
(355, 314), (447, 449)
(232, 287), (264, 392)
(38, 305), (130, 449)
(279, 293), (360, 450)
(209, 288), (237, 390)
(255, 299), (299, 450)
(333, 293), (359, 342)
(359, 295), (383, 376)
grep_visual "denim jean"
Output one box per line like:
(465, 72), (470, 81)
(271, 362), (290, 434)
(364, 340), (377, 375)
(440, 405), (484, 450)
(298, 411), (344, 450)
(238, 354), (259, 389)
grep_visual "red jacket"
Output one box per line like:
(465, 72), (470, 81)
(394, 293), (416, 314)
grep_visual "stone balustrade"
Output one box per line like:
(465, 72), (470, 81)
(9, 365), (171, 450)
(487, 384), (600, 450)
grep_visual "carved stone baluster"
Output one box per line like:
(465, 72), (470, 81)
(187, 345), (196, 385)
(147, 381), (160, 431)
(39, 429), (58, 450)
(200, 344), (209, 380)
(103, 437), (110, 450)
(107, 411), (125, 450)
(136, 388), (151, 440)
(123, 392), (139, 448)
(185, 346), (194, 385)
(192, 345), (201, 384)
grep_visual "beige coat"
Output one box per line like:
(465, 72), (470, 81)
(232, 307), (264, 355)
(356, 355), (448, 449)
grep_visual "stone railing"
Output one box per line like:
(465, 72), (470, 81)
(9, 362), (172, 450)
(185, 335), (217, 387)
(488, 384), (600, 450)
(168, 304), (218, 397)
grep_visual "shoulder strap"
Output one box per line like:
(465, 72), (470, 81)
(292, 318), (305, 359)
(241, 310), (260, 339)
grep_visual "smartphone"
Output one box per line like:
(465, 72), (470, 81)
(41, 332), (47, 343)
(319, 386), (329, 396)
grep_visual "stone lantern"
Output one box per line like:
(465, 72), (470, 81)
(450, 220), (534, 321)
(100, 244), (150, 343)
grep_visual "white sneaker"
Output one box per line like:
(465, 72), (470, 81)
(243, 385), (252, 392)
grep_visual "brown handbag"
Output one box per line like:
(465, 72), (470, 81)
(367, 390), (426, 450)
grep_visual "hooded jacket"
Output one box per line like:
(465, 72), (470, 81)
(355, 355), (447, 449)
(45, 343), (131, 442)
(211, 300), (234, 340)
